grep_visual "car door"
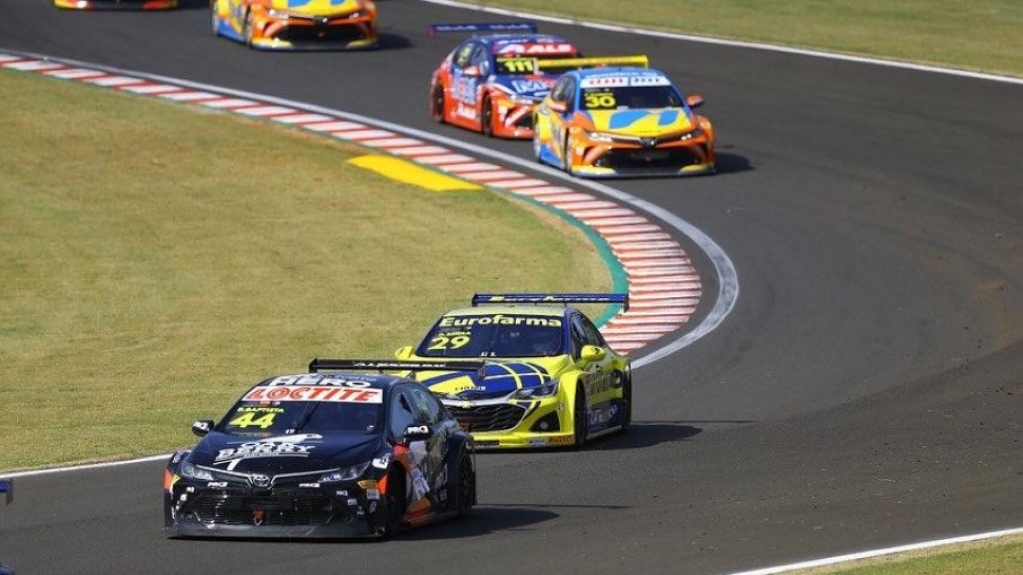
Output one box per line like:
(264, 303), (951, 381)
(570, 312), (616, 429)
(449, 40), (487, 124)
(549, 75), (578, 165)
(407, 386), (451, 501)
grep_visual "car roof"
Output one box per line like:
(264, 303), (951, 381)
(477, 33), (573, 47)
(572, 66), (666, 78)
(251, 372), (410, 392)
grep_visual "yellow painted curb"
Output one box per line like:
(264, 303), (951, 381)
(348, 155), (481, 192)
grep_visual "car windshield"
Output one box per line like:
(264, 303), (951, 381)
(215, 389), (384, 436)
(417, 314), (564, 358)
(580, 85), (682, 110)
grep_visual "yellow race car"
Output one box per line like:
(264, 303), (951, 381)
(396, 293), (632, 450)
(534, 65), (715, 177)
(211, 0), (377, 50)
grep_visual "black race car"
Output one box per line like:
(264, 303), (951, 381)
(164, 360), (476, 539)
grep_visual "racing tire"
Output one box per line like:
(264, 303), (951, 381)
(572, 387), (588, 449)
(380, 467), (406, 538)
(210, 0), (219, 36)
(532, 121), (545, 164)
(562, 133), (575, 176)
(430, 85), (446, 124)
(480, 96), (494, 137)
(450, 449), (475, 519)
(619, 371), (632, 433)
(242, 10), (254, 47)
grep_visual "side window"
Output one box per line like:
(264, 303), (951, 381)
(388, 389), (417, 439)
(551, 77), (571, 102)
(453, 42), (475, 68)
(471, 45), (490, 75)
(409, 387), (443, 425)
(562, 78), (577, 110)
(578, 313), (608, 347)
(569, 318), (588, 358)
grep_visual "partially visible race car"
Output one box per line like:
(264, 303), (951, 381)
(0, 478), (12, 575)
(211, 0), (377, 51)
(428, 22), (645, 139)
(534, 65), (716, 177)
(396, 293), (632, 450)
(54, 0), (175, 9)
(164, 360), (475, 539)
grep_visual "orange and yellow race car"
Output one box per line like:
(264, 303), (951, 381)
(55, 0), (175, 9)
(428, 22), (588, 139)
(534, 65), (716, 177)
(211, 0), (377, 51)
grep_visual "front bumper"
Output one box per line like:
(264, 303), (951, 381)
(250, 15), (377, 51)
(491, 100), (538, 139)
(165, 480), (387, 539)
(443, 395), (573, 449)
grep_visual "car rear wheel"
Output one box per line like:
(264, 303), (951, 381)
(430, 84), (446, 124)
(573, 387), (588, 449)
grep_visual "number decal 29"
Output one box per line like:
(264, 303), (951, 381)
(428, 335), (471, 350)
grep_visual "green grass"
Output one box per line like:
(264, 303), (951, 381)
(788, 534), (1023, 574)
(464, 0), (1023, 78)
(0, 69), (611, 470)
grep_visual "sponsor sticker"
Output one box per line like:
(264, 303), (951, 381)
(243, 386), (382, 403)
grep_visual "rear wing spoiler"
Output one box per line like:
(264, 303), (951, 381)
(0, 478), (11, 505)
(537, 55), (649, 71)
(309, 358), (486, 374)
(428, 22), (538, 36)
(472, 293), (629, 311)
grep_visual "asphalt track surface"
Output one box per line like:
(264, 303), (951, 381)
(3, 2), (1023, 574)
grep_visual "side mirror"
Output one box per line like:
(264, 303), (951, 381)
(580, 345), (607, 363)
(686, 94), (704, 109)
(403, 424), (432, 443)
(548, 100), (568, 114)
(191, 420), (214, 437)
(462, 65), (482, 78)
(394, 345), (414, 359)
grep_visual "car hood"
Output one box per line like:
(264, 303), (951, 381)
(492, 76), (556, 101)
(189, 431), (382, 474)
(582, 108), (696, 136)
(422, 361), (556, 400)
(268, 0), (365, 16)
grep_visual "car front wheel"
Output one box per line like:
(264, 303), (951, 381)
(381, 468), (406, 538)
(451, 449), (475, 519)
(431, 85), (446, 124)
(573, 387), (588, 449)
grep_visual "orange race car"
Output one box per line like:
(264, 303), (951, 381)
(211, 0), (377, 50)
(534, 65), (716, 177)
(55, 0), (176, 9)
(428, 22), (588, 139)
